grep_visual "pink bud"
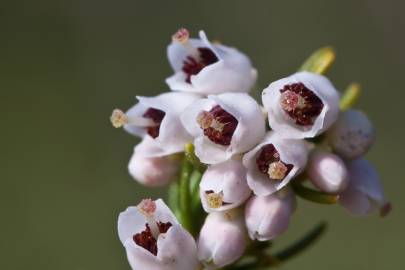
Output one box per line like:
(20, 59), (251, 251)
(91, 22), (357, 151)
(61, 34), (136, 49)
(197, 210), (247, 269)
(340, 159), (388, 216)
(128, 137), (180, 187)
(200, 159), (251, 212)
(307, 150), (349, 194)
(245, 191), (296, 241)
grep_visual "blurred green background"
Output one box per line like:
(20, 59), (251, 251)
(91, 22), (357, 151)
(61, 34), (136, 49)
(1, 0), (404, 269)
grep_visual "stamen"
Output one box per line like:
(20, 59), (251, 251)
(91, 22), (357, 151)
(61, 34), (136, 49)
(137, 199), (159, 239)
(196, 111), (214, 129)
(133, 221), (173, 256)
(380, 202), (392, 218)
(142, 108), (166, 138)
(206, 191), (224, 209)
(110, 109), (158, 128)
(172, 28), (200, 60)
(268, 161), (288, 180)
(110, 109), (128, 128)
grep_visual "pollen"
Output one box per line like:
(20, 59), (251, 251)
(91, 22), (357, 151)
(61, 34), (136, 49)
(172, 28), (190, 44)
(268, 161), (288, 180)
(206, 191), (224, 209)
(137, 199), (157, 216)
(110, 109), (128, 128)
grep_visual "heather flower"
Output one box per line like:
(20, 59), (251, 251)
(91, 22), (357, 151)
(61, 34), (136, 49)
(197, 210), (247, 269)
(243, 132), (308, 196)
(245, 190), (296, 241)
(340, 159), (391, 217)
(111, 92), (200, 155)
(262, 71), (340, 139)
(200, 159), (251, 212)
(181, 92), (266, 164)
(307, 150), (349, 194)
(166, 28), (257, 95)
(327, 109), (375, 159)
(128, 137), (180, 187)
(118, 199), (199, 270)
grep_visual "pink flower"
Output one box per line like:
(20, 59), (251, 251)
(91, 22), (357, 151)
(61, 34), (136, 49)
(118, 199), (199, 270)
(245, 190), (296, 241)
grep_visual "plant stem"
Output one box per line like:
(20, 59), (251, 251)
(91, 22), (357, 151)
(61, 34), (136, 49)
(179, 156), (194, 233)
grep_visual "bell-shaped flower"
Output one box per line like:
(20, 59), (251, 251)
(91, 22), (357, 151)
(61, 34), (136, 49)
(327, 109), (375, 159)
(307, 150), (349, 194)
(110, 92), (201, 156)
(166, 28), (257, 95)
(245, 189), (296, 241)
(197, 210), (247, 269)
(243, 132), (308, 196)
(262, 71), (340, 139)
(339, 159), (391, 217)
(200, 159), (251, 212)
(128, 137), (180, 187)
(181, 92), (266, 164)
(118, 199), (199, 270)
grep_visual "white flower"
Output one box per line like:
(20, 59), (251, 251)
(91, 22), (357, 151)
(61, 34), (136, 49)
(327, 109), (375, 159)
(118, 199), (199, 270)
(262, 71), (340, 139)
(243, 132), (308, 196)
(307, 150), (349, 194)
(166, 28), (257, 95)
(197, 210), (246, 269)
(339, 159), (391, 217)
(128, 137), (180, 187)
(200, 159), (251, 212)
(111, 92), (201, 155)
(181, 92), (266, 164)
(245, 190), (296, 241)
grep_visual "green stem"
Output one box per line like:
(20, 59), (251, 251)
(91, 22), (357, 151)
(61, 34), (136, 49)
(299, 46), (336, 74)
(185, 143), (207, 172)
(179, 157), (193, 233)
(292, 182), (339, 204)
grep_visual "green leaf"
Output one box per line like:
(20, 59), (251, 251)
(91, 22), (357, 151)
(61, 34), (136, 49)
(299, 46), (336, 74)
(292, 182), (339, 204)
(340, 82), (361, 111)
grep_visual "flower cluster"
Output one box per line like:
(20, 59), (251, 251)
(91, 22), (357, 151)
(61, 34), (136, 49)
(111, 29), (391, 270)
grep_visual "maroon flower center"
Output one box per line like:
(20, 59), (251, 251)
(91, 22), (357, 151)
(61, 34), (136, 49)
(143, 108), (166, 138)
(279, 83), (324, 126)
(256, 144), (293, 181)
(133, 221), (172, 256)
(182, 47), (218, 83)
(197, 105), (238, 146)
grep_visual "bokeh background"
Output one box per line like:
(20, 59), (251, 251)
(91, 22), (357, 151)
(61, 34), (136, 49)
(1, 0), (404, 269)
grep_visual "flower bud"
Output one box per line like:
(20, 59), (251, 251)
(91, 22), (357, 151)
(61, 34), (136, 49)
(128, 137), (180, 187)
(114, 92), (200, 156)
(197, 210), (247, 269)
(307, 150), (349, 194)
(339, 159), (390, 217)
(245, 190), (296, 241)
(118, 199), (199, 270)
(181, 93), (266, 164)
(167, 29), (257, 95)
(327, 109), (375, 159)
(200, 159), (251, 212)
(262, 71), (340, 139)
(243, 132), (308, 196)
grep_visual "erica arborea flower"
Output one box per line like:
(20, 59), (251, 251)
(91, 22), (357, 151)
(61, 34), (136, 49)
(200, 159), (251, 212)
(197, 210), (247, 269)
(339, 159), (391, 217)
(166, 28), (257, 95)
(262, 71), (340, 139)
(111, 92), (200, 155)
(327, 109), (375, 159)
(181, 92), (266, 164)
(118, 199), (199, 270)
(245, 189), (296, 241)
(128, 137), (181, 187)
(243, 132), (308, 196)
(307, 150), (349, 194)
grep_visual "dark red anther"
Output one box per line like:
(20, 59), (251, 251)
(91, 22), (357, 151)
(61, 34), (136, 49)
(280, 83), (324, 126)
(182, 47), (218, 83)
(256, 144), (293, 181)
(133, 222), (173, 256)
(143, 108), (166, 138)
